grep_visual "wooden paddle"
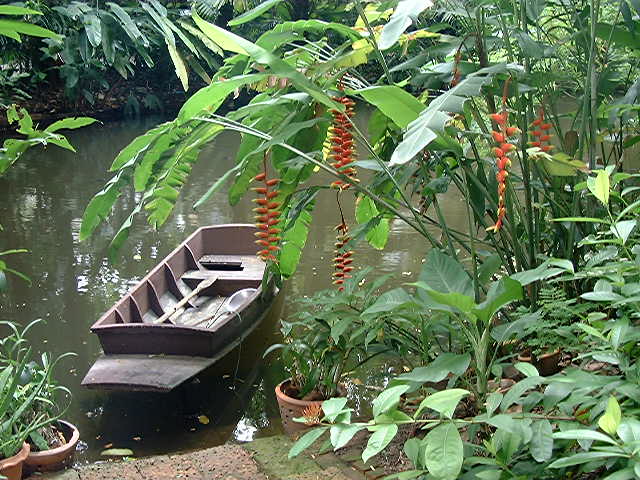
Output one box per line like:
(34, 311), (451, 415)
(153, 275), (218, 325)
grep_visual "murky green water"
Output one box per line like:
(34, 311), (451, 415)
(0, 112), (467, 462)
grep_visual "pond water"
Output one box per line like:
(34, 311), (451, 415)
(0, 112), (467, 462)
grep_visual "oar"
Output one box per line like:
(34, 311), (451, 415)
(153, 275), (218, 325)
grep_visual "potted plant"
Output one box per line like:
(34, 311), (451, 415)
(0, 320), (75, 478)
(515, 288), (586, 375)
(267, 270), (389, 436)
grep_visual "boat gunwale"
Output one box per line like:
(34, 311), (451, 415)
(90, 223), (266, 333)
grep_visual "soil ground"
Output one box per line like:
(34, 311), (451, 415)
(26, 433), (408, 480)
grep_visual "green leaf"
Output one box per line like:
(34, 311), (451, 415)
(416, 287), (475, 314)
(330, 424), (364, 450)
(372, 385), (410, 418)
(548, 451), (616, 468)
(472, 277), (523, 323)
(0, 19), (59, 41)
(289, 427), (328, 458)
(552, 429), (617, 445)
(539, 152), (587, 176)
(587, 170), (610, 206)
(279, 192), (316, 278)
(355, 196), (389, 250)
(610, 220), (636, 245)
(395, 353), (470, 389)
(486, 392), (502, 416)
(80, 171), (127, 241)
(603, 468), (637, 480)
(530, 420), (553, 462)
(193, 165), (241, 210)
(363, 424), (398, 463)
(45, 117), (97, 133)
(179, 74), (268, 124)
(378, 0), (434, 50)
(525, 0), (546, 20)
(228, 0), (283, 26)
(423, 422), (463, 479)
(84, 13), (102, 47)
(418, 249), (473, 297)
(390, 75), (490, 165)
(107, 2), (147, 44)
(552, 216), (605, 223)
(355, 86), (424, 128)
(618, 419), (640, 444)
(362, 288), (416, 316)
(415, 389), (469, 419)
(322, 397), (348, 418)
(599, 396), (622, 436)
(501, 376), (544, 411)
(110, 122), (173, 171)
(193, 11), (339, 110)
(167, 43), (189, 91)
(0, 6), (42, 15)
(514, 362), (539, 378)
(101, 448), (134, 457)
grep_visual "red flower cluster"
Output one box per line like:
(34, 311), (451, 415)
(530, 108), (553, 152)
(487, 111), (519, 233)
(328, 96), (357, 190)
(252, 172), (281, 262)
(333, 221), (354, 291)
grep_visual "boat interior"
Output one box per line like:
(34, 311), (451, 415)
(96, 241), (265, 329)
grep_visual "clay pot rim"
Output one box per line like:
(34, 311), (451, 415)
(26, 420), (79, 460)
(0, 442), (30, 468)
(275, 379), (324, 407)
(518, 348), (561, 362)
(537, 349), (561, 360)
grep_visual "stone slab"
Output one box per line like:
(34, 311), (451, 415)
(171, 445), (267, 480)
(136, 453), (202, 480)
(77, 461), (142, 480)
(29, 470), (81, 480)
(242, 436), (322, 478)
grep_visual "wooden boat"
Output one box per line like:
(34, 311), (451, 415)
(82, 224), (277, 392)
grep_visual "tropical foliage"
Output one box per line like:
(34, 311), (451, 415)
(4, 0), (640, 477)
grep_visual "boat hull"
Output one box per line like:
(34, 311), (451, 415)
(92, 287), (274, 357)
(82, 224), (279, 391)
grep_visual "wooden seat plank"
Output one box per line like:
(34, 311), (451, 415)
(81, 354), (217, 392)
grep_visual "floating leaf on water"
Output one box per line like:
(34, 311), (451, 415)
(101, 448), (134, 457)
(198, 415), (210, 425)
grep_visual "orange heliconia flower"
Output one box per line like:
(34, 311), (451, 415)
(327, 95), (357, 190)
(252, 165), (281, 262)
(486, 109), (519, 233)
(332, 221), (354, 291)
(530, 108), (554, 153)
(302, 403), (323, 426)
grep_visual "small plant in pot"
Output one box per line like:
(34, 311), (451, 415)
(267, 270), (389, 436)
(0, 320), (76, 477)
(516, 287), (586, 375)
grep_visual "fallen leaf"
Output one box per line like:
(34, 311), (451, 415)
(103, 443), (113, 449)
(101, 448), (134, 457)
(198, 415), (210, 425)
(132, 437), (141, 442)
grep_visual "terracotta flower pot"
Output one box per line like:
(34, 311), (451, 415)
(0, 442), (29, 480)
(23, 420), (79, 475)
(518, 349), (562, 376)
(274, 380), (325, 437)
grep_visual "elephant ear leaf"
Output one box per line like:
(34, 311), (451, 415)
(378, 0), (434, 50)
(473, 277), (523, 323)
